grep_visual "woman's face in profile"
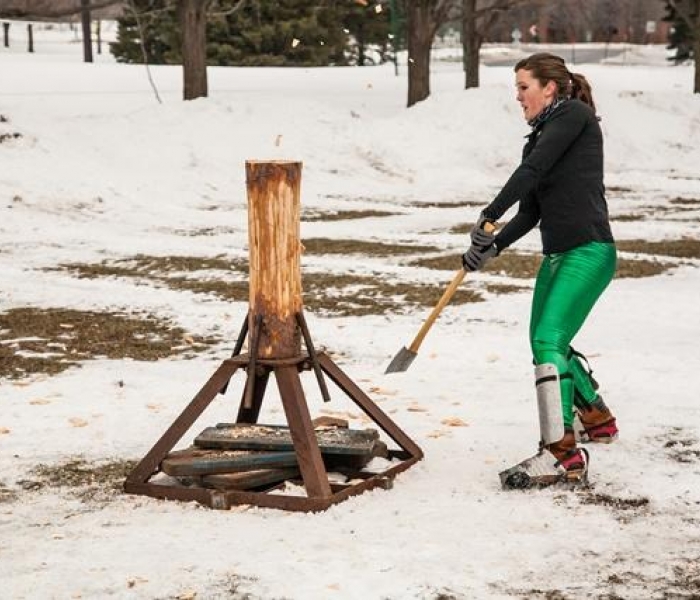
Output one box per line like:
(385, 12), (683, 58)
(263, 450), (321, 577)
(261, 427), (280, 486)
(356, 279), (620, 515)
(515, 68), (556, 122)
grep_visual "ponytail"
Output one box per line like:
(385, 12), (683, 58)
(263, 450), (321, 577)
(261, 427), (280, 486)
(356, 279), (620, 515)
(569, 71), (596, 113)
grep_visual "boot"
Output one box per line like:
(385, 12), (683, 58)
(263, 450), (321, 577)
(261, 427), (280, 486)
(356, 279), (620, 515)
(499, 430), (589, 490)
(576, 397), (618, 444)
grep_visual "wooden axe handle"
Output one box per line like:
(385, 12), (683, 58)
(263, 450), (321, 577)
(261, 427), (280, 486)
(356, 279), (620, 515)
(407, 221), (496, 354)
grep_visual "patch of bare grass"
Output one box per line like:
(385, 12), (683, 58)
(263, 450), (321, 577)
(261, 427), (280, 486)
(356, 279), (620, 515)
(0, 481), (18, 503)
(611, 213), (646, 222)
(171, 226), (238, 237)
(606, 185), (635, 193)
(616, 238), (700, 259)
(302, 272), (483, 316)
(0, 308), (219, 380)
(484, 282), (529, 295)
(615, 257), (673, 278)
(449, 222), (477, 235)
(670, 197), (700, 206)
(302, 238), (439, 256)
(408, 200), (485, 209)
(59, 254), (248, 279)
(411, 252), (542, 279)
(23, 457), (138, 503)
(302, 209), (399, 222)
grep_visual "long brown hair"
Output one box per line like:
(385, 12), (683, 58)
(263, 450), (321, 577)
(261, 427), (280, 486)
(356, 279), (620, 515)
(514, 53), (596, 113)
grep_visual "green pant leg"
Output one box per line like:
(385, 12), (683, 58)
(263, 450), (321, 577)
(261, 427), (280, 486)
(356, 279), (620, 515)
(530, 242), (616, 428)
(569, 353), (598, 407)
(533, 265), (600, 408)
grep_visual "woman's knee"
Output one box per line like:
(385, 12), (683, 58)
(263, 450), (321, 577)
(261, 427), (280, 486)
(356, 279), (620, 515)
(531, 337), (568, 365)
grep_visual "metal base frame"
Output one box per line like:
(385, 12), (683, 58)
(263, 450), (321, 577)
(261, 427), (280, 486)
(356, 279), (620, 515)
(124, 314), (423, 512)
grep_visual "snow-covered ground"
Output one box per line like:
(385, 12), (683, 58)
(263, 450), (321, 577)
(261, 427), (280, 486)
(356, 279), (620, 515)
(2, 22), (700, 600)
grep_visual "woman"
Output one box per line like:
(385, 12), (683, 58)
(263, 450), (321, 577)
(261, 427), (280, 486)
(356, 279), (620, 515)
(463, 53), (618, 490)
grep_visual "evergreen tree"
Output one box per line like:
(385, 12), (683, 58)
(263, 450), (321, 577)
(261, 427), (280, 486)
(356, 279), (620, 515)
(110, 0), (178, 64)
(110, 0), (380, 67)
(663, 0), (694, 64)
(342, 2), (393, 66)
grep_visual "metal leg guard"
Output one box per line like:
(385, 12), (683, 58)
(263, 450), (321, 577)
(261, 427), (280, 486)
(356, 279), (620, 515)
(535, 363), (565, 445)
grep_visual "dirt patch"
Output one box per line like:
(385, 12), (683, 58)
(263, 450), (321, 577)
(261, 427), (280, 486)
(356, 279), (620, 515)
(18, 457), (137, 503)
(411, 252), (542, 279)
(659, 427), (700, 463)
(606, 185), (635, 193)
(0, 481), (19, 503)
(58, 255), (248, 281)
(577, 491), (650, 521)
(408, 200), (485, 209)
(615, 257), (674, 278)
(611, 213), (646, 222)
(0, 307), (219, 380)
(0, 132), (22, 143)
(302, 238), (439, 256)
(616, 238), (700, 259)
(448, 222), (478, 235)
(171, 226), (238, 237)
(484, 282), (529, 295)
(670, 197), (700, 206)
(302, 273), (484, 316)
(413, 251), (672, 280)
(302, 209), (399, 222)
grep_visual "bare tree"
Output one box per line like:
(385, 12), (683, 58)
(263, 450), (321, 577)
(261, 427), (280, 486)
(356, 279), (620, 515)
(461, 0), (535, 89)
(81, 0), (94, 62)
(0, 1), (123, 20)
(667, 0), (700, 93)
(406, 0), (456, 107)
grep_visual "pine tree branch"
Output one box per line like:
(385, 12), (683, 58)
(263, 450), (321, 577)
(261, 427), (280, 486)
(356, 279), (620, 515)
(667, 0), (700, 29)
(208, 0), (247, 18)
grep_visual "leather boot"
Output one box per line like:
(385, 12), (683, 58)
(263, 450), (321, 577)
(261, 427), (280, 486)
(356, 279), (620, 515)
(577, 397), (618, 443)
(499, 430), (589, 490)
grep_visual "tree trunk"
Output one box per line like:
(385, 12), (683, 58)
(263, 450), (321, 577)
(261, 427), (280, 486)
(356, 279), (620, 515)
(81, 0), (93, 63)
(27, 23), (33, 53)
(407, 0), (436, 107)
(2, 22), (8, 48)
(462, 0), (479, 89)
(695, 37), (700, 93)
(96, 19), (102, 54)
(246, 161), (303, 359)
(179, 0), (209, 101)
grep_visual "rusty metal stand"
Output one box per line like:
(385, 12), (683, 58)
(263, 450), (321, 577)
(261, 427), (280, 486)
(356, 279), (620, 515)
(124, 313), (423, 512)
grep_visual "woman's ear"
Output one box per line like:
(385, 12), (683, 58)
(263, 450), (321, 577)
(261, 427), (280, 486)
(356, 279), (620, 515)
(544, 79), (558, 99)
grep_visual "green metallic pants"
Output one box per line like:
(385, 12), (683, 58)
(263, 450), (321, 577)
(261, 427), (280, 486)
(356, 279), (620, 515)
(530, 242), (617, 428)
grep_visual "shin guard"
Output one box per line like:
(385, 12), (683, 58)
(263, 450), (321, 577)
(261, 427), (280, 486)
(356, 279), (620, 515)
(535, 363), (565, 445)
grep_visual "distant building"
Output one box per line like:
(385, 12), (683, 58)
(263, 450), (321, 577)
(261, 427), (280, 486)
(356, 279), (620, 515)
(486, 0), (670, 45)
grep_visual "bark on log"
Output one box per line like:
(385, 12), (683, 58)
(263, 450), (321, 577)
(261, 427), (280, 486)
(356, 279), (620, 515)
(246, 161), (303, 359)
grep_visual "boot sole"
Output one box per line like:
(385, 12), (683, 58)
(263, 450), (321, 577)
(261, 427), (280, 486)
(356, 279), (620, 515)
(580, 433), (618, 445)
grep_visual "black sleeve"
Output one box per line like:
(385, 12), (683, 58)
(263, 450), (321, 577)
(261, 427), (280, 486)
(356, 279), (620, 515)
(482, 103), (589, 221)
(495, 196), (540, 251)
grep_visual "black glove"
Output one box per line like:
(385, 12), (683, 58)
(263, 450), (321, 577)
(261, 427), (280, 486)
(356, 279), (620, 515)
(470, 212), (496, 248)
(462, 242), (498, 272)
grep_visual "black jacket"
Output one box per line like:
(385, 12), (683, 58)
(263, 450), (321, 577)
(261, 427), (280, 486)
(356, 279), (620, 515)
(482, 99), (614, 255)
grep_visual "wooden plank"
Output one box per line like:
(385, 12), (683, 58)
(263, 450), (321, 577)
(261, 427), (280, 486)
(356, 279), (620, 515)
(202, 467), (300, 490)
(194, 423), (380, 456)
(161, 447), (298, 477)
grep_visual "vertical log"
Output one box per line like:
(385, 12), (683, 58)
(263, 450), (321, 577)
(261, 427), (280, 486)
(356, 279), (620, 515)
(3, 22), (10, 48)
(27, 24), (33, 53)
(246, 161), (303, 359)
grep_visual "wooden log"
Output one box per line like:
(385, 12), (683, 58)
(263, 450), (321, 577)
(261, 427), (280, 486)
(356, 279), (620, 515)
(246, 160), (303, 359)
